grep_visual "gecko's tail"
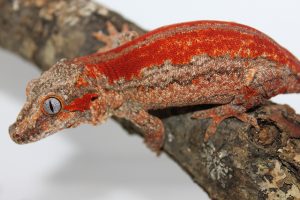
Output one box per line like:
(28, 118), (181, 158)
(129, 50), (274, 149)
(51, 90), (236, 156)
(292, 60), (300, 94)
(285, 72), (300, 94)
(293, 73), (300, 93)
(297, 76), (300, 93)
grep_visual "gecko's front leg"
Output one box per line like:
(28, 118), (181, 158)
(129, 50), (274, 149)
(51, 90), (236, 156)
(114, 103), (165, 153)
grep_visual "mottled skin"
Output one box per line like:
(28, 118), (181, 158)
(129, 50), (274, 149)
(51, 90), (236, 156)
(9, 21), (300, 152)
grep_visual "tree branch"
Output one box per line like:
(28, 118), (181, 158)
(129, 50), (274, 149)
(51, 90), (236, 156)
(1, 0), (300, 199)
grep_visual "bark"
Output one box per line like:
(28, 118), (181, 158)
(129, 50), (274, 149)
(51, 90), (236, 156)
(1, 0), (300, 199)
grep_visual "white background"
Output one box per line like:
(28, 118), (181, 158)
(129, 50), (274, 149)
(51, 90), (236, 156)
(0, 0), (299, 199)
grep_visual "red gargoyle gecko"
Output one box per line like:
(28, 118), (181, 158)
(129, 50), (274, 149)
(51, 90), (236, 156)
(9, 21), (300, 152)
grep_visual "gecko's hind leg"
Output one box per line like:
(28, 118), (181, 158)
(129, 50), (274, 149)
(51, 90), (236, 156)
(192, 104), (259, 141)
(93, 21), (139, 52)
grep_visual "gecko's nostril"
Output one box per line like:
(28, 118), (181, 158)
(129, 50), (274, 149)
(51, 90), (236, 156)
(9, 123), (16, 136)
(91, 96), (98, 101)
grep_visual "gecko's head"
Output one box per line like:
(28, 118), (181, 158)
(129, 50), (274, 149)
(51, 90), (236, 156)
(9, 59), (110, 144)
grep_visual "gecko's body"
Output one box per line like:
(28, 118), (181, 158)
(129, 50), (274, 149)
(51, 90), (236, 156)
(9, 21), (300, 152)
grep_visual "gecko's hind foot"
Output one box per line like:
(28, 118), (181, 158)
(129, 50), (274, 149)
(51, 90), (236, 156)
(192, 104), (260, 141)
(202, 116), (228, 141)
(93, 21), (139, 52)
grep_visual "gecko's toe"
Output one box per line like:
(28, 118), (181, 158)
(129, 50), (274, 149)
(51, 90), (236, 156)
(235, 113), (260, 131)
(144, 133), (164, 155)
(203, 124), (218, 142)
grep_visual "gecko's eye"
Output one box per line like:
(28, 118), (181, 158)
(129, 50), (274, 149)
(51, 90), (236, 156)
(43, 97), (62, 115)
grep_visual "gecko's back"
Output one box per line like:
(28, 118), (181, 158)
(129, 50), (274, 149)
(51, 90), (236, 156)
(81, 21), (300, 82)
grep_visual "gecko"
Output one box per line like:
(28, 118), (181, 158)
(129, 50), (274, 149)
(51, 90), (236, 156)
(9, 20), (300, 152)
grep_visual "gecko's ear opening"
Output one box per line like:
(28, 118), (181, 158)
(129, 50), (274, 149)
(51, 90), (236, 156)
(91, 96), (98, 101)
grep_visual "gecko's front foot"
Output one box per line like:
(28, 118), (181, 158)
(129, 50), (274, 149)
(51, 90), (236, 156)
(144, 123), (165, 154)
(115, 106), (165, 154)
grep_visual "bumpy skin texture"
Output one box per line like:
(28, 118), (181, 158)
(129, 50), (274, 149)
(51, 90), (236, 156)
(9, 21), (300, 152)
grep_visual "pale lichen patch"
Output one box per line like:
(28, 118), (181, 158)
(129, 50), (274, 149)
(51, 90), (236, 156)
(97, 6), (109, 16)
(39, 1), (66, 21)
(78, 1), (97, 17)
(21, 0), (47, 7)
(20, 38), (38, 59)
(12, 0), (20, 11)
(258, 160), (300, 200)
(279, 139), (300, 166)
(36, 0), (104, 26)
(167, 132), (174, 143)
(40, 39), (56, 67)
(201, 142), (233, 188)
(293, 154), (300, 164)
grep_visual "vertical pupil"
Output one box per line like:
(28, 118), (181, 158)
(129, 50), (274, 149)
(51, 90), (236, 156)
(49, 100), (54, 113)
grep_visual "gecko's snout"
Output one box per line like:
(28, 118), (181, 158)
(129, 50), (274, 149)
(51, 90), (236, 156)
(9, 122), (39, 144)
(9, 123), (23, 144)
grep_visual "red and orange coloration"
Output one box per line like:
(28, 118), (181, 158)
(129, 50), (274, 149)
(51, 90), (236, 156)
(9, 21), (300, 152)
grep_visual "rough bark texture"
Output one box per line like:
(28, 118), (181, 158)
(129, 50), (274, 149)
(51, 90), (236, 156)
(1, 0), (300, 199)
